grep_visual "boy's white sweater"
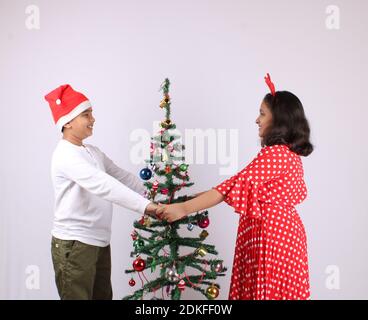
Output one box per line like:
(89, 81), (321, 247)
(51, 139), (150, 247)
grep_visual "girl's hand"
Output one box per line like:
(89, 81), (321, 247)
(156, 203), (187, 222)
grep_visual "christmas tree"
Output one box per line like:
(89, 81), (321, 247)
(123, 78), (227, 300)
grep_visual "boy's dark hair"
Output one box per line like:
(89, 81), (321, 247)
(262, 91), (314, 157)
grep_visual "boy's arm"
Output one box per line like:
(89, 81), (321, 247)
(58, 157), (151, 214)
(100, 151), (146, 195)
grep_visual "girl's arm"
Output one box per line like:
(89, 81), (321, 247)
(183, 189), (224, 214)
(157, 189), (224, 222)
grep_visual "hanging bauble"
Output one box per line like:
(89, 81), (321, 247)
(161, 149), (169, 162)
(159, 99), (168, 108)
(206, 284), (220, 299)
(150, 142), (155, 154)
(131, 230), (138, 240)
(166, 285), (171, 294)
(178, 279), (186, 292)
(179, 164), (188, 172)
(133, 257), (146, 272)
(195, 246), (208, 257)
(165, 166), (172, 174)
(139, 216), (145, 225)
(161, 119), (172, 128)
(198, 216), (210, 229)
(187, 223), (194, 231)
(166, 268), (180, 282)
(143, 216), (152, 227)
(152, 181), (159, 191)
(140, 168), (152, 180)
(213, 262), (224, 273)
(129, 278), (136, 287)
(133, 239), (144, 249)
(161, 188), (169, 195)
(149, 257), (157, 272)
(167, 143), (174, 152)
(199, 230), (209, 240)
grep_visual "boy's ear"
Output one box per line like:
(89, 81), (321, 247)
(63, 122), (72, 130)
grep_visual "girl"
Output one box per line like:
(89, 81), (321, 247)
(157, 74), (313, 300)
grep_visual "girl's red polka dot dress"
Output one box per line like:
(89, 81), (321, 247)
(214, 144), (310, 300)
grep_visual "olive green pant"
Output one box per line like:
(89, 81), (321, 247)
(51, 236), (113, 300)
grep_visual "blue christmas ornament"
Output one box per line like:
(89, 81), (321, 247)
(187, 223), (194, 231)
(140, 168), (152, 180)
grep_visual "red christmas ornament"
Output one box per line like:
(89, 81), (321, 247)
(129, 278), (136, 287)
(152, 181), (159, 191)
(161, 188), (169, 195)
(198, 216), (210, 229)
(178, 279), (186, 292)
(131, 230), (138, 240)
(133, 257), (146, 272)
(150, 143), (155, 154)
(139, 216), (145, 225)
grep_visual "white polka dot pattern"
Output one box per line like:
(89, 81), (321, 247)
(214, 144), (310, 300)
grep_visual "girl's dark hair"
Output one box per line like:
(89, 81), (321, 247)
(262, 91), (313, 157)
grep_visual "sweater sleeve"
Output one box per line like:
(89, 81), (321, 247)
(57, 155), (151, 214)
(98, 149), (146, 196)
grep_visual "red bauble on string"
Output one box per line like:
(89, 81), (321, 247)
(131, 230), (138, 240)
(152, 181), (159, 191)
(178, 279), (186, 292)
(161, 188), (169, 195)
(133, 257), (146, 272)
(198, 216), (210, 229)
(129, 278), (136, 287)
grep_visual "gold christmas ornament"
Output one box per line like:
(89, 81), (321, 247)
(161, 149), (169, 162)
(195, 246), (208, 257)
(206, 284), (219, 299)
(143, 216), (152, 227)
(159, 99), (167, 108)
(199, 230), (209, 240)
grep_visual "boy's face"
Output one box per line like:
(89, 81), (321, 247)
(63, 108), (95, 140)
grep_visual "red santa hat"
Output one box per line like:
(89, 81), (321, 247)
(44, 84), (92, 131)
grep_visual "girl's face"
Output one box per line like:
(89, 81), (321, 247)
(255, 101), (273, 138)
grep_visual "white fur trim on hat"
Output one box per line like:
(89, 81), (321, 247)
(56, 100), (92, 131)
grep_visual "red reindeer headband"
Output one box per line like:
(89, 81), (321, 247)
(264, 73), (276, 96)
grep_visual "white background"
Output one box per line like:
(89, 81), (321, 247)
(0, 0), (367, 299)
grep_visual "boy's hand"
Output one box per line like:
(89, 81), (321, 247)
(156, 203), (187, 223)
(144, 202), (159, 218)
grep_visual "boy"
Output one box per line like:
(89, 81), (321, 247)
(45, 84), (157, 300)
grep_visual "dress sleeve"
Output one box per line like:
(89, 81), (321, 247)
(213, 145), (290, 217)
